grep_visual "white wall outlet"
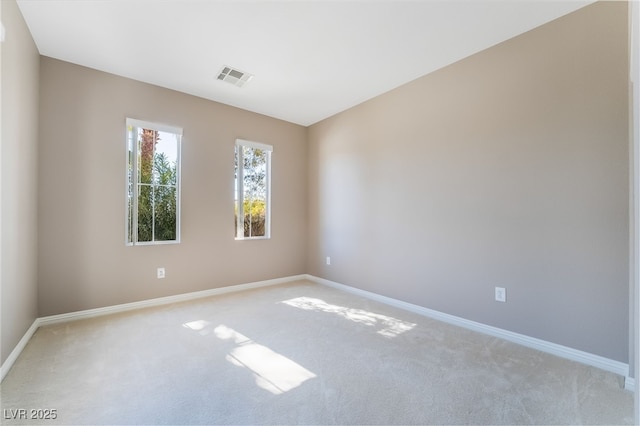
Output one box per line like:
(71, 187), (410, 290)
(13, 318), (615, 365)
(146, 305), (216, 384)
(326, 256), (331, 265)
(157, 267), (165, 279)
(495, 287), (506, 302)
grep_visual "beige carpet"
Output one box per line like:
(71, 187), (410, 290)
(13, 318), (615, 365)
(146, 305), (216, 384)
(0, 280), (634, 425)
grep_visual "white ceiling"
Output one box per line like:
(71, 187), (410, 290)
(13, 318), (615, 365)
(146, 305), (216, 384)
(16, 0), (594, 126)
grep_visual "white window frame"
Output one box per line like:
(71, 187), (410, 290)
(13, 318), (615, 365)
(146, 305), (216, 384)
(235, 139), (272, 240)
(126, 118), (182, 246)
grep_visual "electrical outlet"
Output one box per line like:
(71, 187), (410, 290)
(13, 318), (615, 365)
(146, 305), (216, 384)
(157, 268), (165, 279)
(326, 257), (331, 265)
(495, 287), (506, 302)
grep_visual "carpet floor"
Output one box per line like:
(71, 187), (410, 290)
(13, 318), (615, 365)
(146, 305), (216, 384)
(0, 280), (634, 425)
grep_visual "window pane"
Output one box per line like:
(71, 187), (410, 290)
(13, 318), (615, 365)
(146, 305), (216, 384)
(236, 142), (270, 239)
(234, 148), (239, 237)
(138, 128), (156, 185)
(137, 184), (153, 242)
(249, 148), (266, 237)
(243, 148), (266, 200)
(243, 148), (266, 199)
(244, 198), (266, 237)
(127, 183), (133, 244)
(127, 129), (135, 244)
(153, 131), (178, 186)
(154, 186), (177, 241)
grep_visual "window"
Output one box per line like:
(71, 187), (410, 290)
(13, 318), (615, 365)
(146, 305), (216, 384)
(126, 118), (181, 245)
(235, 139), (272, 239)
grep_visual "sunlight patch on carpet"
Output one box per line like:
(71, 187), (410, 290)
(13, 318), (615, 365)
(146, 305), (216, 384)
(213, 325), (316, 395)
(182, 320), (213, 335)
(281, 296), (415, 337)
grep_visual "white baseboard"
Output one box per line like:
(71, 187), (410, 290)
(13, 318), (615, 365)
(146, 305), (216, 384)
(38, 275), (306, 326)
(1, 274), (305, 382)
(304, 274), (634, 390)
(1, 319), (39, 382)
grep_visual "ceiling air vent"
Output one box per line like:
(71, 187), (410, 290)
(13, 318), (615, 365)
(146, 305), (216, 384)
(217, 66), (253, 88)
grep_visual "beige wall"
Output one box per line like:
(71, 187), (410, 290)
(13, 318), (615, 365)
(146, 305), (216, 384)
(37, 58), (307, 316)
(308, 2), (630, 362)
(1, 0), (40, 364)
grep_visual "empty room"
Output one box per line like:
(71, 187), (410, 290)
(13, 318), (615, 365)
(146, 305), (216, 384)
(2, 0), (639, 424)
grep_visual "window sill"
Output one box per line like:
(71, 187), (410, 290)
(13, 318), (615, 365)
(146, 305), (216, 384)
(127, 240), (181, 246)
(235, 236), (271, 241)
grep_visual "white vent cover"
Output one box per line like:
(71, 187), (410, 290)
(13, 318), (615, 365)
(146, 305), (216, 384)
(217, 66), (253, 88)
